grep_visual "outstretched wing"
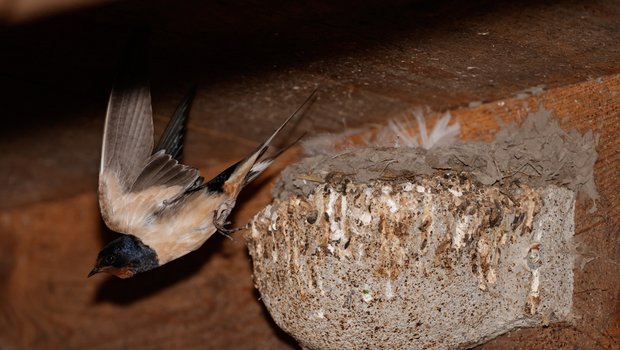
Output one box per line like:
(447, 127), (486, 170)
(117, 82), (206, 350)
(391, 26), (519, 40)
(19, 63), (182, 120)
(99, 83), (202, 234)
(100, 79), (154, 190)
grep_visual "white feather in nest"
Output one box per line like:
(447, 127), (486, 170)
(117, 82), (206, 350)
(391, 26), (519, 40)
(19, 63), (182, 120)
(378, 109), (461, 149)
(302, 109), (461, 155)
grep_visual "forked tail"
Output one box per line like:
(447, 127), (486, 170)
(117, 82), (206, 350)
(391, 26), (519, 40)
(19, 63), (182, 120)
(205, 89), (317, 198)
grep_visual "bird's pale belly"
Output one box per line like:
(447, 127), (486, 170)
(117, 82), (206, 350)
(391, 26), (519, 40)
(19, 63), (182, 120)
(138, 192), (223, 265)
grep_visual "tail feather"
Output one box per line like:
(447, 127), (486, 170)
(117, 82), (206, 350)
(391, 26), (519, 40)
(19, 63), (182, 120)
(244, 132), (306, 185)
(206, 90), (316, 197)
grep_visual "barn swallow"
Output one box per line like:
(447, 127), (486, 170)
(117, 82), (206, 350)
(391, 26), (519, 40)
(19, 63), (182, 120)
(88, 79), (314, 278)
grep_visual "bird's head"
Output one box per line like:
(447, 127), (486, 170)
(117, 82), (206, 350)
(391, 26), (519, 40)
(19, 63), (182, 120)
(88, 235), (159, 279)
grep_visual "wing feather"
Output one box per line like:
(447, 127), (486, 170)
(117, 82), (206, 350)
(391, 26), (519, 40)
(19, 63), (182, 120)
(99, 81), (202, 234)
(100, 82), (154, 190)
(155, 88), (196, 160)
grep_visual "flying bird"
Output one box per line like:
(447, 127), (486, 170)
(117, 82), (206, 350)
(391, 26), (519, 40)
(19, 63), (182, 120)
(89, 80), (314, 279)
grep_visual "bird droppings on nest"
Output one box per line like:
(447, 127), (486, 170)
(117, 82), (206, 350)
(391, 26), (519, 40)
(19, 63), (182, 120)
(246, 105), (598, 350)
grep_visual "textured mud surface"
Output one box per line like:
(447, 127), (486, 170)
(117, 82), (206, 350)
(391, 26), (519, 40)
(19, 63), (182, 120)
(279, 106), (598, 208)
(247, 108), (599, 349)
(248, 175), (575, 349)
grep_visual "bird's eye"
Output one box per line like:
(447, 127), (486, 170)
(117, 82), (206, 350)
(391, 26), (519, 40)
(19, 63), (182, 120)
(104, 255), (116, 265)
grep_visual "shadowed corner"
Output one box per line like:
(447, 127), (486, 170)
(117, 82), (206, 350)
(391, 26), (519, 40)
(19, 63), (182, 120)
(91, 218), (226, 305)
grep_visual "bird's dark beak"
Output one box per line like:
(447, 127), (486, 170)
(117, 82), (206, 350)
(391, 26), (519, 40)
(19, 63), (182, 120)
(88, 267), (101, 278)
